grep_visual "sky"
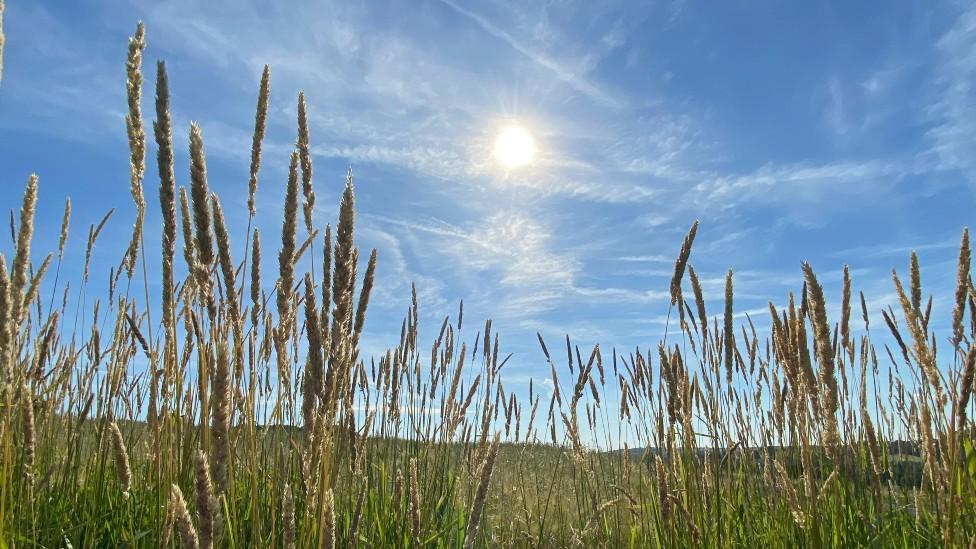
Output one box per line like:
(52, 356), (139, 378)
(1, 0), (974, 401)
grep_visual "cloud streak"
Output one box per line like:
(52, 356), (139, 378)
(435, 0), (622, 108)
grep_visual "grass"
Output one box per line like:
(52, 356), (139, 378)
(1, 20), (975, 548)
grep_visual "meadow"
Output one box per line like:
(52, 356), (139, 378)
(1, 21), (975, 548)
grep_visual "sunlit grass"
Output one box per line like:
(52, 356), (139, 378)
(0, 20), (974, 549)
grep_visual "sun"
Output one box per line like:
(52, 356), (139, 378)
(493, 125), (537, 168)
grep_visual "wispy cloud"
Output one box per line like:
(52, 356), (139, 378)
(829, 233), (962, 261)
(367, 211), (674, 323)
(612, 254), (673, 263)
(925, 3), (976, 181)
(435, 0), (621, 108)
(358, 224), (449, 318)
(824, 76), (849, 136)
(703, 160), (902, 199)
(3, 0), (975, 380)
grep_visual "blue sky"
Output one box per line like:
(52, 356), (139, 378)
(1, 0), (974, 393)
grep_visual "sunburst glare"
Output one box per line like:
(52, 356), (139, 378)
(493, 124), (537, 168)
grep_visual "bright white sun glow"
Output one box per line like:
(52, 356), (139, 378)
(493, 125), (537, 168)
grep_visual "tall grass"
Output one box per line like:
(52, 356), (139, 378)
(1, 21), (975, 548)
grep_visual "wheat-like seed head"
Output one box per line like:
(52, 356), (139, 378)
(320, 224), (332, 349)
(353, 248), (377, 341)
(724, 268), (734, 383)
(169, 484), (199, 549)
(773, 459), (806, 528)
(668, 493), (702, 545)
(669, 220), (699, 305)
(0, 255), (9, 378)
(210, 194), (240, 335)
(11, 175), (38, 329)
(802, 262), (840, 458)
(57, 199), (71, 261)
(909, 251), (922, 315)
(409, 457), (422, 544)
(277, 151), (299, 337)
(178, 187), (197, 289)
(953, 228), (971, 347)
(463, 432), (500, 549)
(247, 65), (270, 216)
(320, 488), (335, 549)
(301, 273), (324, 449)
(155, 60), (177, 330)
(107, 421), (132, 499)
(124, 22), (146, 192)
(918, 402), (946, 496)
(687, 265), (708, 344)
(250, 227), (262, 328)
(862, 406), (882, 477)
(348, 477), (367, 546)
(956, 345), (975, 428)
(297, 92), (315, 234)
(211, 340), (231, 494)
(282, 485), (295, 549)
(22, 254), (51, 323)
(194, 450), (218, 549)
(790, 292), (819, 417)
(654, 456), (671, 522)
(188, 123), (214, 268)
(331, 170), (356, 324)
(892, 269), (942, 398)
(840, 265), (852, 355)
(123, 22), (146, 278)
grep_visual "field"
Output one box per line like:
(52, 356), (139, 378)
(2, 21), (976, 549)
